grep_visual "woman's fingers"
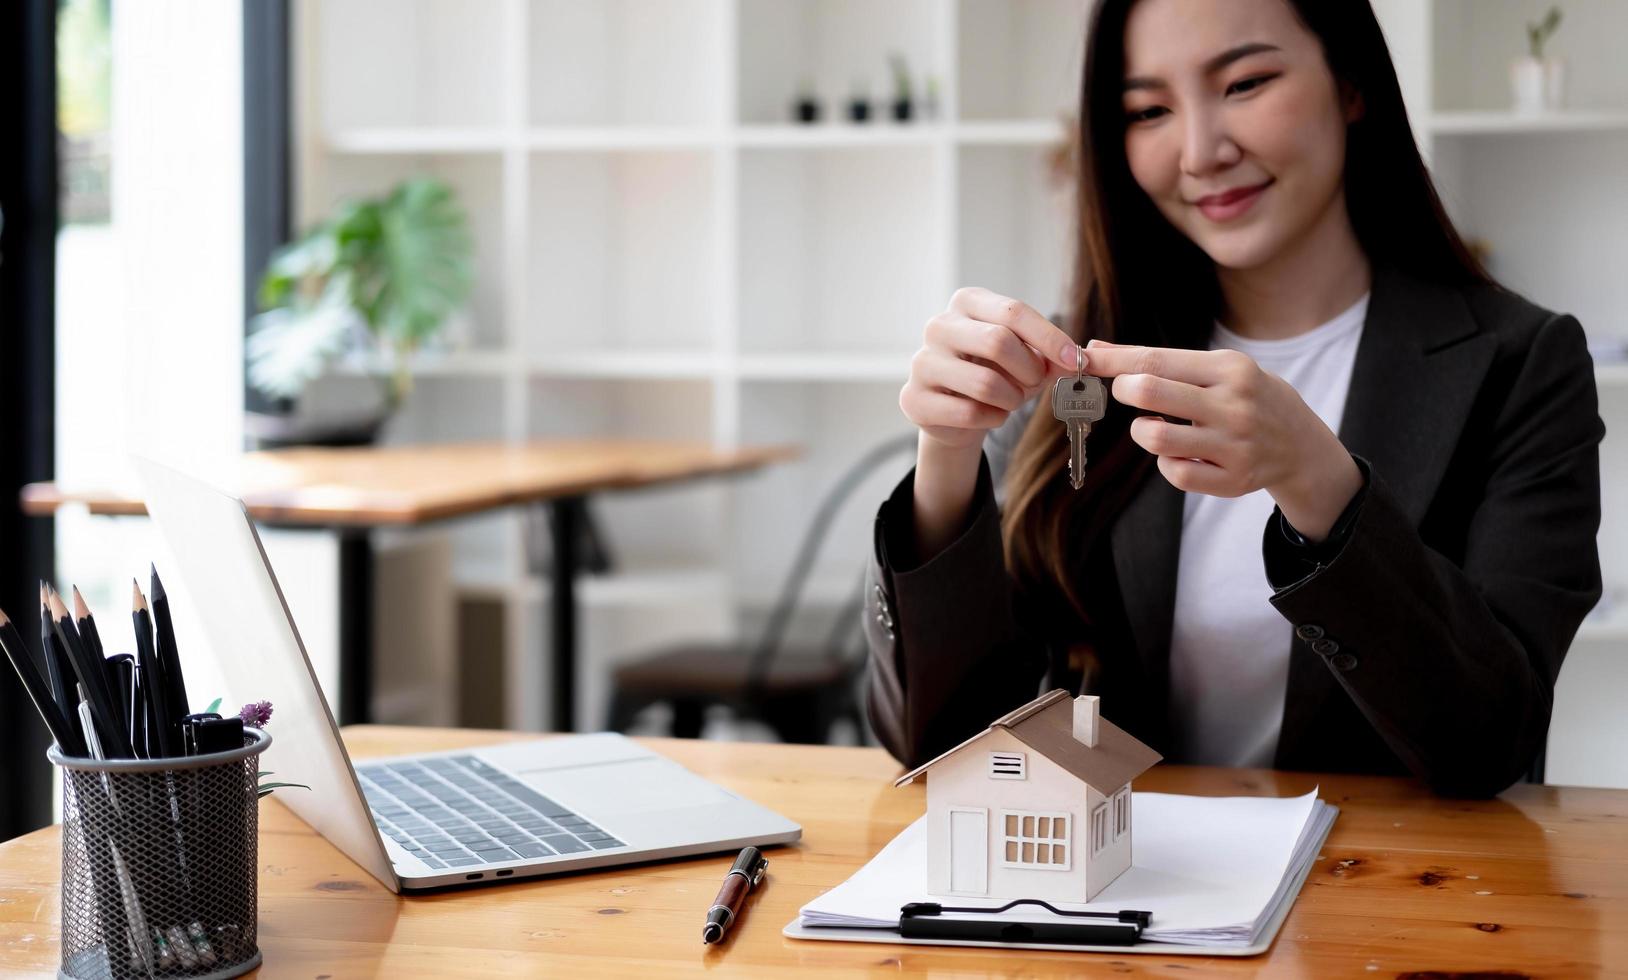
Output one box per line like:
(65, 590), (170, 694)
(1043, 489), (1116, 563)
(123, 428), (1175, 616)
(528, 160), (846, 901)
(1084, 339), (1244, 387)
(1111, 372), (1207, 421)
(914, 348), (1028, 411)
(900, 385), (1009, 432)
(948, 287), (1079, 371)
(925, 313), (1053, 389)
(1130, 414), (1219, 460)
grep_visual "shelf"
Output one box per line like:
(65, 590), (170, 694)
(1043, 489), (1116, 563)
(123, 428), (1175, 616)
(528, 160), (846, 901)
(1428, 110), (1628, 135)
(324, 128), (510, 154)
(735, 352), (909, 381)
(530, 350), (718, 379)
(737, 124), (942, 149)
(527, 128), (720, 152)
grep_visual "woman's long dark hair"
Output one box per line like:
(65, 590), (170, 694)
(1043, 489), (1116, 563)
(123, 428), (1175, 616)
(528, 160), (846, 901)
(1002, 0), (1493, 627)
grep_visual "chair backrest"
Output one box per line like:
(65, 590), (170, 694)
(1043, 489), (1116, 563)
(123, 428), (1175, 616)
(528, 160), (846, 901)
(744, 433), (917, 691)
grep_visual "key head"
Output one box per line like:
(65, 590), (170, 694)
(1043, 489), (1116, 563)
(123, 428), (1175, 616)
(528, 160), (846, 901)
(1052, 376), (1107, 423)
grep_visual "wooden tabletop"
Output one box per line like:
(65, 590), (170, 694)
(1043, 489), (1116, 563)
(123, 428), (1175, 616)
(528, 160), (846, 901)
(19, 440), (797, 526)
(2, 727), (1624, 977)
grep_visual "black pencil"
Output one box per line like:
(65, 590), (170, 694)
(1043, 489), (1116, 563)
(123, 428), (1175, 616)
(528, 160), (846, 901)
(71, 585), (106, 661)
(50, 587), (134, 759)
(150, 565), (191, 723)
(40, 585), (84, 749)
(0, 607), (88, 756)
(133, 581), (178, 758)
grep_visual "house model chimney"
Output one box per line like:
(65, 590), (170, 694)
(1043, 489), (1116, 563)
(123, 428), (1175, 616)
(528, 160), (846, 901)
(1073, 695), (1100, 748)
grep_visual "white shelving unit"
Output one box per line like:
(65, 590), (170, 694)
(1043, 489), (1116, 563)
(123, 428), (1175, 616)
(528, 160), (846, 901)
(294, 0), (1085, 731)
(295, 1), (1624, 754)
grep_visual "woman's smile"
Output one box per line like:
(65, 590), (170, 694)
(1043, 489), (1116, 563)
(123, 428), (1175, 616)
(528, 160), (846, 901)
(1193, 178), (1273, 222)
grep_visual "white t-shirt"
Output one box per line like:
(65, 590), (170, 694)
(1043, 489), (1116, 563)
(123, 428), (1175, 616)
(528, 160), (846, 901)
(1166, 292), (1369, 768)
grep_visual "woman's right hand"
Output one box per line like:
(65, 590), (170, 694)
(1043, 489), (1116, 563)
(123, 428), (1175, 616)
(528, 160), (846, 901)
(900, 287), (1082, 453)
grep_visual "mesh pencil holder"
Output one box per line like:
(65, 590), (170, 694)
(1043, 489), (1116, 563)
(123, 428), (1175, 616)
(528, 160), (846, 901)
(48, 729), (270, 980)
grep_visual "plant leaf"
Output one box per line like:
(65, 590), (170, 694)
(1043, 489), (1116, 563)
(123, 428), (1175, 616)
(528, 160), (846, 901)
(246, 298), (360, 399)
(206, 697), (222, 714)
(256, 781), (310, 796)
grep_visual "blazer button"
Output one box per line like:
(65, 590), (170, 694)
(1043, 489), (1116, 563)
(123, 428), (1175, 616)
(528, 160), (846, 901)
(1311, 638), (1340, 657)
(1330, 653), (1359, 672)
(1296, 624), (1325, 642)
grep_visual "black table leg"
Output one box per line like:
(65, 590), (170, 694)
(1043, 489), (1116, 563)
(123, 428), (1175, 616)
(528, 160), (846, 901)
(337, 530), (374, 726)
(547, 497), (585, 732)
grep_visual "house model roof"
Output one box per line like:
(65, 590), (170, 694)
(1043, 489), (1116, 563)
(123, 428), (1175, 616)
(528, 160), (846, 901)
(894, 689), (1162, 791)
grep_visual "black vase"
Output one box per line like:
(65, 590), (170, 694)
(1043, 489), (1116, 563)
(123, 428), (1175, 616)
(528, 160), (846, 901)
(847, 98), (871, 123)
(794, 98), (821, 124)
(892, 99), (912, 122)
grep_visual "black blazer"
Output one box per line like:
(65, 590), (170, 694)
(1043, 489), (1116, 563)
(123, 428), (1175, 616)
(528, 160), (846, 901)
(862, 263), (1605, 798)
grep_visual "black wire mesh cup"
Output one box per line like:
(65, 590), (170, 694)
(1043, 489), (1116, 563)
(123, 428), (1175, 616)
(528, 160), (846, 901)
(48, 729), (270, 980)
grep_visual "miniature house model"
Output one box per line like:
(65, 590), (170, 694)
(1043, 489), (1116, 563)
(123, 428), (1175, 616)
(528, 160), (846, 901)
(895, 689), (1161, 903)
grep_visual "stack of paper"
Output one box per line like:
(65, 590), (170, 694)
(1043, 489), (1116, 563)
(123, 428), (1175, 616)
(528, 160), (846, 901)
(798, 789), (1337, 949)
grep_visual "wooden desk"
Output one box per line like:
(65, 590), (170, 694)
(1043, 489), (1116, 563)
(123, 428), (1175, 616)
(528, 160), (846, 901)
(21, 440), (795, 729)
(2, 727), (1624, 976)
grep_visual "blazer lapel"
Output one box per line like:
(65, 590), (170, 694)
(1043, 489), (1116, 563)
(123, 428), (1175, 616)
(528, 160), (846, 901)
(1276, 263), (1497, 758)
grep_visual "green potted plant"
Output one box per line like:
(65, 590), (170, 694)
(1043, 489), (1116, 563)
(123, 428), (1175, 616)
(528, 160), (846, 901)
(1511, 6), (1563, 114)
(246, 176), (473, 446)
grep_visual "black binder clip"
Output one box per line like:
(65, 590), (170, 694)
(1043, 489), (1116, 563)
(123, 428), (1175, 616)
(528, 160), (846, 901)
(898, 899), (1151, 946)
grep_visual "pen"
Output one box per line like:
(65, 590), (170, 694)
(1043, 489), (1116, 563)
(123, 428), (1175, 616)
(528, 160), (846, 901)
(702, 846), (767, 944)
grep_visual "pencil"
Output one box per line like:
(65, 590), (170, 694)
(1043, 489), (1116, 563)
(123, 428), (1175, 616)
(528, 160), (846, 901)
(150, 565), (191, 720)
(133, 581), (178, 758)
(0, 607), (88, 756)
(71, 585), (106, 660)
(50, 587), (134, 759)
(40, 584), (84, 749)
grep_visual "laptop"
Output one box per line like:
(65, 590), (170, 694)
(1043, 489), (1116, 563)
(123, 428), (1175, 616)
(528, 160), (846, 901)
(134, 457), (801, 893)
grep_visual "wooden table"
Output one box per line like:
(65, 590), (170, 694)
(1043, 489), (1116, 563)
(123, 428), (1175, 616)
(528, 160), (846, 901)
(21, 440), (796, 729)
(2, 727), (1624, 977)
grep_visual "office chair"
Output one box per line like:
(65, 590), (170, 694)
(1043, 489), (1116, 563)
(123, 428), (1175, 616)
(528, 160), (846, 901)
(606, 433), (917, 744)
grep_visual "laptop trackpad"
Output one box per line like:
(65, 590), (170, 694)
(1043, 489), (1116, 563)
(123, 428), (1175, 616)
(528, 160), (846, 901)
(518, 759), (735, 814)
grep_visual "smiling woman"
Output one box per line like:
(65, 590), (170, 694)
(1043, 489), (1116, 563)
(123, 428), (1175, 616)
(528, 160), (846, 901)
(873, 0), (1604, 798)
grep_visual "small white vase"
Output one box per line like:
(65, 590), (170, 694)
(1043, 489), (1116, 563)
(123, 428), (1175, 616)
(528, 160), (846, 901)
(1510, 56), (1545, 115)
(1543, 57), (1567, 111)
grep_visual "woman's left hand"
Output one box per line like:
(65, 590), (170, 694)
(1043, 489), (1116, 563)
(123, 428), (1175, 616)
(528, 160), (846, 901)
(1082, 339), (1364, 542)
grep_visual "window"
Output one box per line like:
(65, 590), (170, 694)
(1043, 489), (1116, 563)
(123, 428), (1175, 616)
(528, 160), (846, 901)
(1091, 803), (1108, 855)
(988, 752), (1026, 780)
(999, 811), (1070, 870)
(1113, 786), (1130, 840)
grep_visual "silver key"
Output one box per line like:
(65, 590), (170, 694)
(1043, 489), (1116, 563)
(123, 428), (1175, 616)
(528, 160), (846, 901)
(1052, 371), (1106, 490)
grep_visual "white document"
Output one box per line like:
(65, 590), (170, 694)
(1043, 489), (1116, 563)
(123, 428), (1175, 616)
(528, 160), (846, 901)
(798, 788), (1336, 949)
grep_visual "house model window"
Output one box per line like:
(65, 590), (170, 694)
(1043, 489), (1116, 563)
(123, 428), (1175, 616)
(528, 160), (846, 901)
(1000, 811), (1070, 869)
(894, 689), (1162, 904)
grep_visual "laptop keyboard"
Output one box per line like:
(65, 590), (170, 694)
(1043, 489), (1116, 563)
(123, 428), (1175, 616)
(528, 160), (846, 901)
(356, 754), (625, 870)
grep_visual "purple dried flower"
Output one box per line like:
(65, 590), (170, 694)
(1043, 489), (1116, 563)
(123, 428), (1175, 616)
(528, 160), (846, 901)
(239, 700), (274, 727)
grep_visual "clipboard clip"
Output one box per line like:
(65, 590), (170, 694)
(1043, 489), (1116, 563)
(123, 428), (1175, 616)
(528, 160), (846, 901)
(898, 900), (1152, 946)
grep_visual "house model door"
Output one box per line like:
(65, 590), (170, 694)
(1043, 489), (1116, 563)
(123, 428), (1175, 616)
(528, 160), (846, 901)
(948, 806), (988, 894)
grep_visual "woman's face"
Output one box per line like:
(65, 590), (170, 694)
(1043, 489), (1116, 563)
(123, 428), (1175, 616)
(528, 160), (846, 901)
(1120, 0), (1360, 271)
